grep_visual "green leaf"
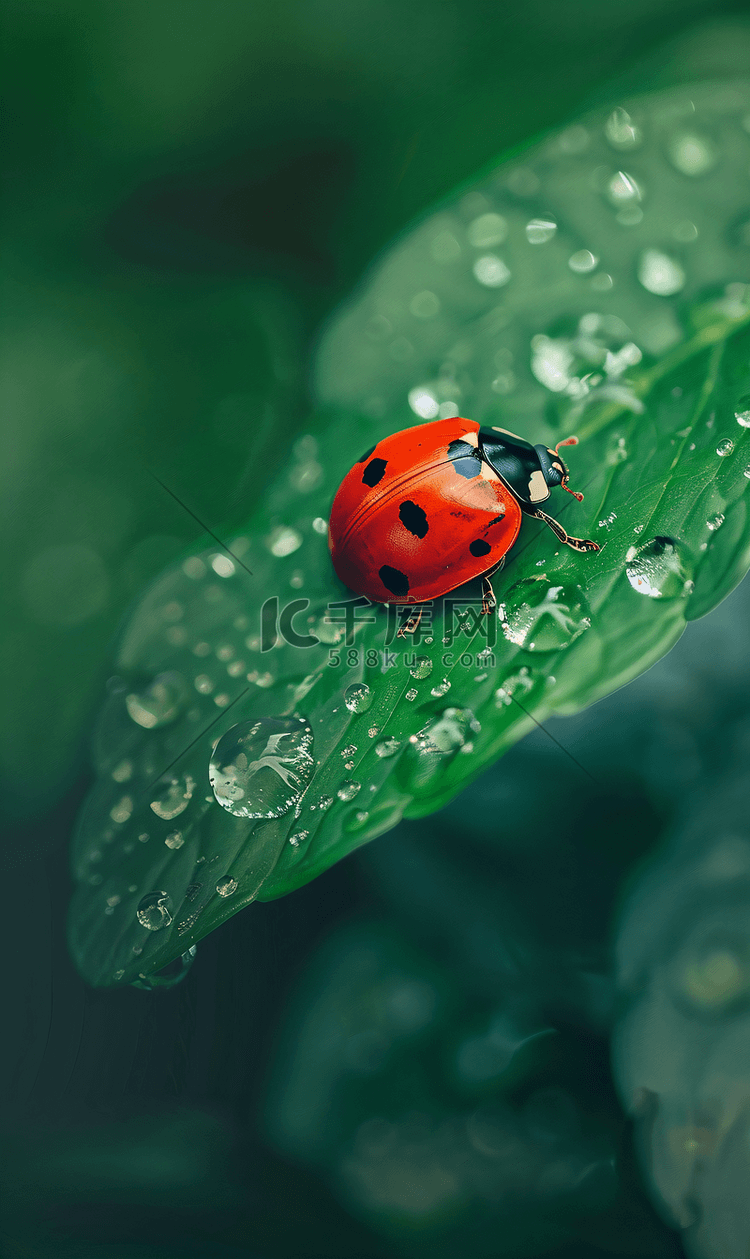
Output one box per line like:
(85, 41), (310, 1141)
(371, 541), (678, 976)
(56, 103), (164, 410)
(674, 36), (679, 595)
(69, 80), (750, 986)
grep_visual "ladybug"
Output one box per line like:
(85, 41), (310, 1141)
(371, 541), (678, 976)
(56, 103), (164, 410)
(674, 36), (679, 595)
(328, 417), (599, 633)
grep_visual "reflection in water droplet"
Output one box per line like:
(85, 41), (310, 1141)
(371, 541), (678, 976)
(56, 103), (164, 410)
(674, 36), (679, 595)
(716, 439), (734, 457)
(667, 132), (718, 176)
(136, 891), (173, 931)
(216, 876), (238, 898)
(375, 737), (401, 758)
(430, 678), (451, 698)
(605, 107), (642, 150)
(735, 396), (750, 427)
(125, 672), (187, 729)
(131, 946), (197, 991)
(473, 255), (511, 288)
(637, 250), (685, 296)
(625, 537), (692, 599)
(409, 655), (433, 680)
(525, 218), (556, 244)
(209, 716), (314, 818)
(498, 579), (591, 652)
(337, 780), (361, 801)
(706, 514), (725, 532)
(150, 773), (196, 820)
(344, 683), (372, 713)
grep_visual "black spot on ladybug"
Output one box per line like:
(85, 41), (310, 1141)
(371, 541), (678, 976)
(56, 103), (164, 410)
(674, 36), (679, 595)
(379, 565), (409, 597)
(357, 444), (377, 463)
(487, 515), (505, 527)
(469, 539), (492, 557)
(362, 457), (387, 487)
(447, 439), (482, 479)
(399, 500), (428, 538)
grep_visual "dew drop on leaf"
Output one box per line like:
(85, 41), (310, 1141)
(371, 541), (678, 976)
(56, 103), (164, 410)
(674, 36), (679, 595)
(136, 891), (173, 931)
(409, 655), (433, 680)
(150, 773), (196, 820)
(498, 579), (591, 651)
(375, 737), (401, 758)
(289, 830), (309, 848)
(716, 438), (734, 456)
(337, 780), (361, 801)
(209, 716), (314, 818)
(667, 131), (718, 177)
(164, 831), (184, 850)
(405, 688), (419, 701)
(344, 683), (372, 713)
(525, 218), (557, 244)
(625, 537), (693, 599)
(125, 671), (187, 729)
(734, 396), (750, 427)
(131, 946), (197, 990)
(637, 250), (685, 296)
(430, 678), (451, 698)
(706, 514), (725, 532)
(604, 106), (642, 150)
(216, 876), (238, 898)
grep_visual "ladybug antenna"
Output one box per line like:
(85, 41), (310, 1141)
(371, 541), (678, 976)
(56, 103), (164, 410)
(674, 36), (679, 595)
(553, 435), (585, 502)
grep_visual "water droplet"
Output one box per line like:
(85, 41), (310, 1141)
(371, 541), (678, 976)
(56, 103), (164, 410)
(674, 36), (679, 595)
(150, 773), (196, 820)
(409, 290), (441, 319)
(405, 708), (479, 790)
(467, 213), (508, 247)
(667, 131), (718, 176)
(337, 780), (361, 801)
(430, 229), (462, 263)
(131, 946), (197, 991)
(405, 687), (418, 702)
(367, 725), (380, 738)
(716, 438), (734, 457)
(114, 969), (125, 981)
(182, 556), (206, 580)
(430, 677), (451, 698)
(407, 386), (439, 419)
(211, 553), (235, 578)
(209, 716), (314, 818)
(164, 831), (184, 850)
(125, 671), (187, 729)
(498, 579), (591, 652)
(607, 170), (642, 205)
(316, 795), (334, 812)
(409, 655), (433, 680)
(112, 759), (133, 783)
(110, 795), (134, 824)
(473, 254), (511, 288)
(136, 891), (173, 931)
(605, 107), (642, 150)
(216, 875), (238, 898)
(744, 465), (750, 480)
(194, 674), (214, 694)
(289, 830), (309, 847)
(495, 666), (536, 707)
(735, 396), (750, 427)
(673, 219), (698, 243)
(344, 683), (372, 713)
(568, 249), (598, 274)
(312, 516), (328, 535)
(525, 218), (556, 244)
(341, 743), (357, 758)
(268, 526), (303, 557)
(637, 250), (685, 296)
(677, 945), (750, 1012)
(706, 513), (725, 532)
(625, 537), (692, 599)
(375, 737), (401, 758)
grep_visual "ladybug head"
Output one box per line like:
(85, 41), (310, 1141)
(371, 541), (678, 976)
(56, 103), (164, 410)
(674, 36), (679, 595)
(534, 436), (585, 503)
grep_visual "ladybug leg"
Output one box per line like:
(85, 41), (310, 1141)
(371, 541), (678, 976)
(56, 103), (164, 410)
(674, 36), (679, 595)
(526, 506), (600, 553)
(480, 558), (504, 614)
(397, 606), (424, 637)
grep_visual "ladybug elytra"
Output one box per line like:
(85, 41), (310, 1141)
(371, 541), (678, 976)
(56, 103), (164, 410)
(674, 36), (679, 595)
(328, 417), (599, 632)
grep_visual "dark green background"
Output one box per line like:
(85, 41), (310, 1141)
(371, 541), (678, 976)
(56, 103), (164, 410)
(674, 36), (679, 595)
(2, 3), (750, 1256)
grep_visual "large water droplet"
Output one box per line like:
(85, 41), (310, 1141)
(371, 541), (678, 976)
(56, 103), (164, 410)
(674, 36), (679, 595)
(716, 438), (734, 457)
(667, 131), (718, 176)
(209, 716), (314, 818)
(637, 250), (685, 296)
(409, 655), (433, 680)
(136, 891), (173, 931)
(344, 683), (372, 713)
(126, 672), (187, 729)
(131, 946), (197, 990)
(498, 579), (591, 652)
(150, 773), (196, 820)
(625, 537), (692, 599)
(337, 780), (361, 801)
(216, 875), (238, 898)
(605, 107), (642, 150)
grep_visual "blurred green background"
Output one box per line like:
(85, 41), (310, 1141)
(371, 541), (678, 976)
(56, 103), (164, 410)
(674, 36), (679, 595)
(2, 2), (750, 1257)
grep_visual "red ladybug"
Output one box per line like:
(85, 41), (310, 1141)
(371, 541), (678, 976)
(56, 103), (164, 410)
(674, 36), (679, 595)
(328, 417), (598, 629)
